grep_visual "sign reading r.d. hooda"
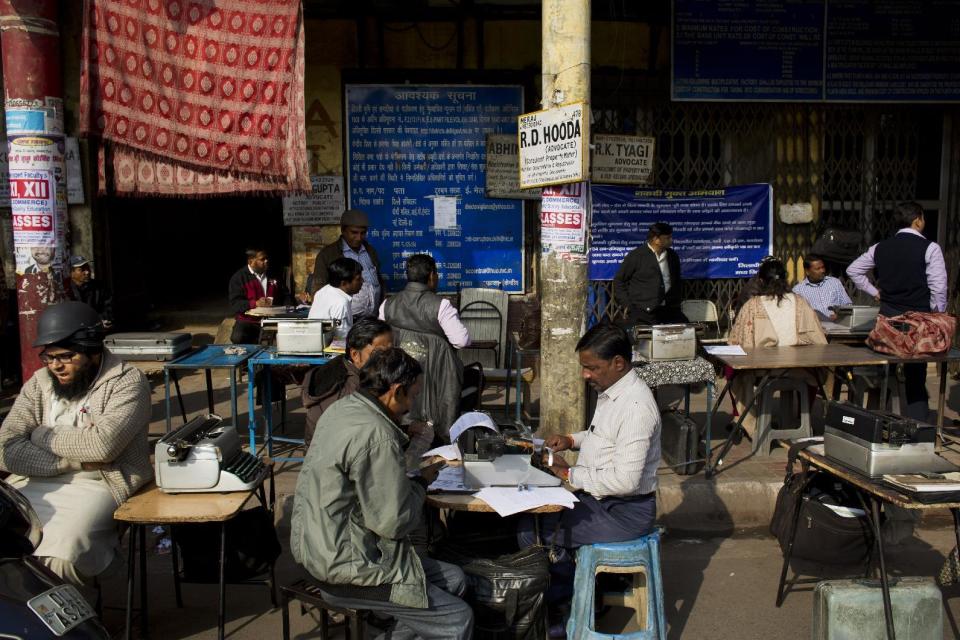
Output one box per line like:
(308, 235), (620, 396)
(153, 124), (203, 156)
(517, 103), (587, 189)
(592, 134), (655, 185)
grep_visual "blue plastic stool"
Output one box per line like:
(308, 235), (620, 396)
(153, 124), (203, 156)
(566, 528), (667, 640)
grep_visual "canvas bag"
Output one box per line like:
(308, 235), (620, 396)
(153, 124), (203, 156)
(867, 312), (956, 358)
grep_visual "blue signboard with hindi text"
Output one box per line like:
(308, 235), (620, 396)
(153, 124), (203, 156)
(589, 184), (773, 281)
(345, 84), (524, 293)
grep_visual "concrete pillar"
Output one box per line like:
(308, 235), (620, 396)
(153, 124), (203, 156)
(539, 0), (590, 436)
(0, 0), (68, 379)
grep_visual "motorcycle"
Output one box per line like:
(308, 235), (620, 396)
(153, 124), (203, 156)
(0, 478), (111, 639)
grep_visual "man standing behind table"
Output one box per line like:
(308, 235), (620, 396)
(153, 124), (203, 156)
(308, 257), (364, 338)
(228, 247), (288, 344)
(613, 222), (687, 325)
(792, 253), (852, 321)
(847, 201), (948, 421)
(312, 209), (385, 319)
(380, 254), (470, 441)
(291, 348), (473, 639)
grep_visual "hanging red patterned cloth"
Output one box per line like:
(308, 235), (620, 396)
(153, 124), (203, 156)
(80, 0), (309, 196)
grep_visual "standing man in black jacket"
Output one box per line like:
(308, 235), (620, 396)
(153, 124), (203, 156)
(613, 222), (687, 326)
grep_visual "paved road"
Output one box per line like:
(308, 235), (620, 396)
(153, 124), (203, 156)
(94, 526), (960, 639)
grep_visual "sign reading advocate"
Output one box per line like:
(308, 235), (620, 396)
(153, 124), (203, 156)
(592, 134), (655, 185)
(517, 102), (587, 188)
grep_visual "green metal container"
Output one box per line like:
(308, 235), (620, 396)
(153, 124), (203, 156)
(812, 578), (943, 640)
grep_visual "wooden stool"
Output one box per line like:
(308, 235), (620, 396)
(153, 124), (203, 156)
(281, 579), (371, 640)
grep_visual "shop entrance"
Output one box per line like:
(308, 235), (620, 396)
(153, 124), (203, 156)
(99, 196), (290, 331)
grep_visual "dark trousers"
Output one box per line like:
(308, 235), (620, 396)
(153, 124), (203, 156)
(517, 492), (656, 603)
(231, 319), (261, 345)
(902, 362), (929, 422)
(320, 556), (473, 640)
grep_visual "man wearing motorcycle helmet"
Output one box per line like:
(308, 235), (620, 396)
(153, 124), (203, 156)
(0, 301), (152, 585)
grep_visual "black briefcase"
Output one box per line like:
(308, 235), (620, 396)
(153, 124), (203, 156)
(660, 409), (704, 475)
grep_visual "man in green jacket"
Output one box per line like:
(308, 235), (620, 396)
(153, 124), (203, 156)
(291, 348), (473, 639)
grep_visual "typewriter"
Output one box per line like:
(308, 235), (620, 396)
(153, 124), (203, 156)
(823, 401), (958, 477)
(454, 417), (561, 489)
(155, 414), (267, 493)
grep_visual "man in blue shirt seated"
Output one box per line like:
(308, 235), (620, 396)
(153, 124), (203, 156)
(791, 253), (851, 321)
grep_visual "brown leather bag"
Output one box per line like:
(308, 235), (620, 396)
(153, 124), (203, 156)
(867, 312), (956, 357)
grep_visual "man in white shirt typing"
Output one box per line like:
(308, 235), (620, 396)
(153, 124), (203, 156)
(518, 323), (661, 623)
(309, 257), (364, 338)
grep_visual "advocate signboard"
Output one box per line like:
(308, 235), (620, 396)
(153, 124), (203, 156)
(591, 134), (655, 185)
(517, 102), (587, 189)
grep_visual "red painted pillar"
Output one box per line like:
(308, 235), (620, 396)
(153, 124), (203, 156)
(0, 0), (68, 379)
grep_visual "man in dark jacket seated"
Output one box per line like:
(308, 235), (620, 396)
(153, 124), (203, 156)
(227, 247), (288, 344)
(292, 348), (473, 639)
(301, 318), (393, 444)
(613, 222), (687, 326)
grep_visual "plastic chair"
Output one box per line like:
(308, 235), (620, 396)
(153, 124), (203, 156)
(680, 299), (721, 340)
(567, 528), (667, 640)
(753, 378), (812, 456)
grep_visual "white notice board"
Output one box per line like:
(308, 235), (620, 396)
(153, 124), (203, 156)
(517, 102), (587, 189)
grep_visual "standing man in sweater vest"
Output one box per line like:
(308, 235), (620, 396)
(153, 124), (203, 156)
(847, 202), (948, 420)
(380, 254), (470, 440)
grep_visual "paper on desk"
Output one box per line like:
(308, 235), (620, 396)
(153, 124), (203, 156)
(428, 466), (472, 492)
(474, 487), (579, 517)
(703, 345), (747, 356)
(449, 412), (497, 443)
(423, 444), (461, 461)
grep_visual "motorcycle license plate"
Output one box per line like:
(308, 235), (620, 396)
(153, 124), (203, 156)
(27, 584), (95, 636)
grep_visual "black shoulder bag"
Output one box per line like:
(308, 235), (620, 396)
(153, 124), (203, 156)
(769, 442), (874, 565)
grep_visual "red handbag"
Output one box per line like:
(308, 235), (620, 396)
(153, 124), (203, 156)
(867, 312), (956, 357)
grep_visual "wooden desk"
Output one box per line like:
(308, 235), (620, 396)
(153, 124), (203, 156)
(777, 446), (960, 640)
(705, 345), (960, 475)
(114, 475), (273, 640)
(710, 343), (889, 371)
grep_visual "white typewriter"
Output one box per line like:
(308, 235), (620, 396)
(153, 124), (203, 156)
(155, 414), (267, 493)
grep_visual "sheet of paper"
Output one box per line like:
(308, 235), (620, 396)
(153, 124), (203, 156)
(423, 444), (461, 461)
(427, 466), (472, 493)
(474, 486), (579, 517)
(449, 412), (498, 443)
(433, 196), (458, 230)
(703, 345), (747, 356)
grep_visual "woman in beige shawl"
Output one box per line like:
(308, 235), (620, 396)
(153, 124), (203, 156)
(727, 259), (826, 438)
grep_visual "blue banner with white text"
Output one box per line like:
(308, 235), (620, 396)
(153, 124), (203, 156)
(589, 184), (773, 280)
(345, 84), (524, 293)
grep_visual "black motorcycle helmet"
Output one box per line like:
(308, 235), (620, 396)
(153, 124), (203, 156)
(32, 301), (104, 348)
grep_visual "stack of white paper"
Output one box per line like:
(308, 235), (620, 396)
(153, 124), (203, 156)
(474, 487), (579, 517)
(422, 444), (461, 461)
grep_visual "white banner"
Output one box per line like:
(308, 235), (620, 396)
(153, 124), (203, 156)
(8, 136), (67, 274)
(540, 182), (588, 261)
